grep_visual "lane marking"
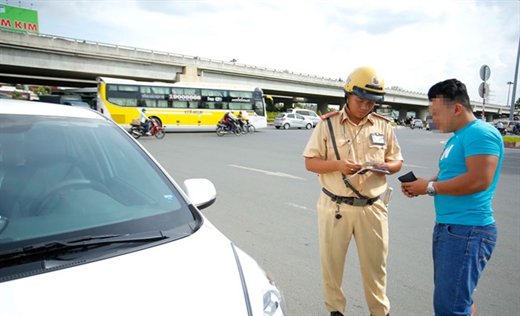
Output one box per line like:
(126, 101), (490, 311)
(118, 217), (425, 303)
(228, 164), (306, 180)
(402, 163), (429, 169)
(286, 203), (314, 211)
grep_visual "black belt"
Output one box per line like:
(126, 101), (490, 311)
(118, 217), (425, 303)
(322, 188), (379, 207)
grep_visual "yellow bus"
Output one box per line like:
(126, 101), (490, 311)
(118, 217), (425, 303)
(96, 77), (267, 131)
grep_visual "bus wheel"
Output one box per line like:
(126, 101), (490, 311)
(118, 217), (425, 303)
(150, 116), (162, 127)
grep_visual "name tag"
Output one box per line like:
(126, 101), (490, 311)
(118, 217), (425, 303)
(370, 133), (385, 145)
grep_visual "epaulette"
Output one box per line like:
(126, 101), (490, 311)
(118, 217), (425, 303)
(320, 111), (339, 120)
(370, 112), (392, 122)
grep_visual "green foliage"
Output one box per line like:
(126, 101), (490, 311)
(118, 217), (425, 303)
(30, 86), (50, 95)
(515, 97), (520, 109)
(11, 91), (22, 100)
(267, 111), (281, 122)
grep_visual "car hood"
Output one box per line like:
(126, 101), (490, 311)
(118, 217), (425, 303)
(0, 224), (261, 316)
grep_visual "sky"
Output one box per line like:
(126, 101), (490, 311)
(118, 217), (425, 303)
(3, 0), (520, 106)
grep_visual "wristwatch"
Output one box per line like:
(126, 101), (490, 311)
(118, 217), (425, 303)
(426, 181), (436, 196)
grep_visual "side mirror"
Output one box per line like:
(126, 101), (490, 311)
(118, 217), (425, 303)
(183, 178), (217, 210)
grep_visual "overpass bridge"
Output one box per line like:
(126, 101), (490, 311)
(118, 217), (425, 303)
(0, 30), (512, 121)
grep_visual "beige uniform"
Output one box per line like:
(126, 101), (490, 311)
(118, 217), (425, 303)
(303, 107), (403, 316)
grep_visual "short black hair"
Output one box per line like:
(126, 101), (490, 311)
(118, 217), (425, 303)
(427, 79), (472, 111)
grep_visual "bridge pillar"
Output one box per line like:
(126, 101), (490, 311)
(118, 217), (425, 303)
(398, 109), (408, 120)
(176, 66), (201, 82)
(317, 102), (333, 115)
(416, 108), (429, 121)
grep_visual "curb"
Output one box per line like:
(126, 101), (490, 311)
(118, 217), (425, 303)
(504, 141), (520, 149)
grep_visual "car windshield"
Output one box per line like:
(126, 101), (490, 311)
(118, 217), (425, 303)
(65, 101), (91, 108)
(0, 114), (198, 254)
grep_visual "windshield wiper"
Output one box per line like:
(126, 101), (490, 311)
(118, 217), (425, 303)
(0, 230), (177, 262)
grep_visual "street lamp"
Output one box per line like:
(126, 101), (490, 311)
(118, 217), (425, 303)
(506, 81), (514, 106)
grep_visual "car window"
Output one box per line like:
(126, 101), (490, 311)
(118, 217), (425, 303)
(276, 113), (284, 118)
(297, 110), (309, 116)
(288, 114), (295, 118)
(0, 114), (196, 253)
(296, 114), (304, 119)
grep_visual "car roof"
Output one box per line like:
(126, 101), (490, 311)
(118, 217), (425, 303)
(0, 99), (105, 120)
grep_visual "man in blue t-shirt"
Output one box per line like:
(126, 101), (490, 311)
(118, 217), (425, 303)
(401, 79), (503, 316)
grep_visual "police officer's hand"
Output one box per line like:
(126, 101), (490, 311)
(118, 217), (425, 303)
(401, 178), (428, 197)
(341, 159), (361, 175)
(371, 162), (389, 177)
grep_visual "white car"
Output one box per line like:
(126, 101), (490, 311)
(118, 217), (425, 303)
(413, 119), (423, 129)
(273, 113), (313, 130)
(287, 109), (321, 127)
(0, 100), (287, 316)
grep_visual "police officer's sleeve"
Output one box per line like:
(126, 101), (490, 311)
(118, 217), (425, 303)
(303, 121), (328, 159)
(385, 125), (403, 161)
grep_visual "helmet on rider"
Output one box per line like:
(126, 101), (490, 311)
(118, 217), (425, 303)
(141, 108), (146, 113)
(343, 66), (385, 103)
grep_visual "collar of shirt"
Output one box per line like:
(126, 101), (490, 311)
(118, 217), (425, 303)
(339, 106), (375, 126)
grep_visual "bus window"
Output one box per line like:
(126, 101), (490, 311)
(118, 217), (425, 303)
(109, 98), (138, 107)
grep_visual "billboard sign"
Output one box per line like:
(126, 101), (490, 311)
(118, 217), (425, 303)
(0, 4), (39, 34)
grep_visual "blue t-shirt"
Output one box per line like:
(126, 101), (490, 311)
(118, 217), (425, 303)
(435, 119), (503, 226)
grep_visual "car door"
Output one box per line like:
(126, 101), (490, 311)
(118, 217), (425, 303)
(295, 114), (306, 128)
(285, 114), (296, 128)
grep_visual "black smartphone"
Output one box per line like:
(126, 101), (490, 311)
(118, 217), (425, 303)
(398, 171), (417, 182)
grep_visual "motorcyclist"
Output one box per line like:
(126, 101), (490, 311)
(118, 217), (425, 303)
(496, 121), (505, 135)
(512, 122), (520, 135)
(221, 111), (235, 132)
(236, 111), (246, 129)
(140, 108), (152, 136)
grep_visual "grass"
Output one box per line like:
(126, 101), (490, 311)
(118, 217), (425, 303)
(503, 135), (520, 142)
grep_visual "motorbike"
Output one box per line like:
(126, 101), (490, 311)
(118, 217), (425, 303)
(130, 117), (165, 139)
(496, 126), (507, 136)
(512, 124), (520, 136)
(216, 120), (241, 136)
(242, 119), (255, 134)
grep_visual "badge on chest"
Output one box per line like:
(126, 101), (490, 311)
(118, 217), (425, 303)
(370, 133), (385, 145)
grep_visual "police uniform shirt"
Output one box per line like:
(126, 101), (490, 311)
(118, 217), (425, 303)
(303, 107), (403, 198)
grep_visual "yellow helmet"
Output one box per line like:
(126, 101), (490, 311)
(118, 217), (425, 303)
(343, 66), (385, 102)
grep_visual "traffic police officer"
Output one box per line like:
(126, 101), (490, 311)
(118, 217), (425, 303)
(303, 66), (403, 316)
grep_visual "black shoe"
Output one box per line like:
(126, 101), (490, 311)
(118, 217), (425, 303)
(330, 312), (343, 316)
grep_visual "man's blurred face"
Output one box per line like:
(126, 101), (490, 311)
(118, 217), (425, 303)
(430, 97), (456, 133)
(346, 94), (376, 122)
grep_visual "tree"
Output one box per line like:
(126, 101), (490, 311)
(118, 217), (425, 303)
(30, 86), (50, 96)
(11, 91), (22, 100)
(515, 97), (520, 110)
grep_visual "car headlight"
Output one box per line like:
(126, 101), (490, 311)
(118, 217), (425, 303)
(233, 245), (288, 316)
(262, 271), (288, 316)
(263, 289), (283, 316)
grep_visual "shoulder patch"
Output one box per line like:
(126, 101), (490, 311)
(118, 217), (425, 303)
(320, 111), (339, 120)
(371, 112), (392, 122)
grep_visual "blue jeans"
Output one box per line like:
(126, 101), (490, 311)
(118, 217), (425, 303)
(432, 223), (497, 316)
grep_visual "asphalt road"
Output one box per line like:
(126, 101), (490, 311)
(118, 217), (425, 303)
(139, 126), (520, 316)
